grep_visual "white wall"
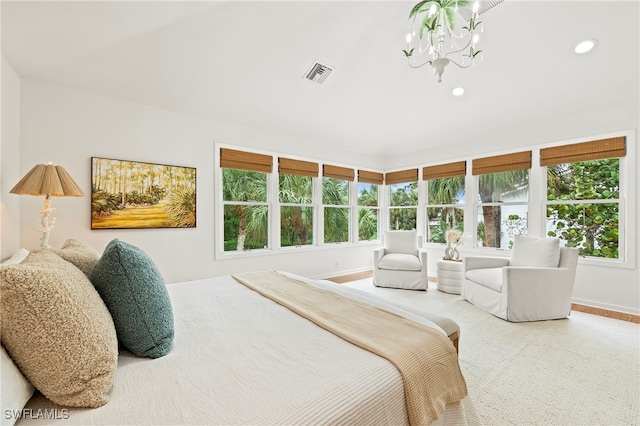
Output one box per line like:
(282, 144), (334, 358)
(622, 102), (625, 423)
(17, 80), (380, 283)
(1, 56), (21, 259)
(12, 78), (640, 315)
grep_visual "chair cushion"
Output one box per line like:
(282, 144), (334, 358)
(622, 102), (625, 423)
(465, 267), (503, 292)
(384, 230), (418, 255)
(510, 235), (560, 267)
(378, 253), (422, 271)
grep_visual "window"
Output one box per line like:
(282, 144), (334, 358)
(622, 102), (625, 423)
(279, 157), (318, 247)
(357, 170), (383, 241)
(387, 168), (418, 231)
(323, 177), (350, 243)
(322, 165), (353, 244)
(473, 152), (531, 249)
(220, 148), (272, 252)
(424, 162), (466, 243)
(542, 137), (625, 259)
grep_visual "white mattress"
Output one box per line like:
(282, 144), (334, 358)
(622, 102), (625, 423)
(20, 272), (477, 425)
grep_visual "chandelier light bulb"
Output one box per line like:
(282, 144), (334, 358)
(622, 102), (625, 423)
(472, 1), (480, 13)
(429, 4), (437, 16)
(472, 34), (480, 44)
(406, 33), (412, 44)
(452, 87), (465, 96)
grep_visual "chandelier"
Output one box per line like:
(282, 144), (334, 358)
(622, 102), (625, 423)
(403, 0), (493, 83)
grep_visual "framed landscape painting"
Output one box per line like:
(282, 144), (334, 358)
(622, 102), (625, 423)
(91, 157), (196, 229)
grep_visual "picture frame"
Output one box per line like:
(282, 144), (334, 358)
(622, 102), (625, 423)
(91, 157), (196, 229)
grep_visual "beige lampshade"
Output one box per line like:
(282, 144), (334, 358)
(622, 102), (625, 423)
(10, 164), (84, 197)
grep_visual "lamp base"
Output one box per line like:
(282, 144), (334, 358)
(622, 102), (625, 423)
(39, 196), (56, 248)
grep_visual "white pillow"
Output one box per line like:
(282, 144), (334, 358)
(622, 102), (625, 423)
(510, 235), (560, 267)
(384, 230), (418, 255)
(1, 346), (35, 426)
(0, 249), (29, 267)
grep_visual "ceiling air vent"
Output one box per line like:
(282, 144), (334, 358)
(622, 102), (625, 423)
(304, 62), (333, 84)
(458, 0), (504, 21)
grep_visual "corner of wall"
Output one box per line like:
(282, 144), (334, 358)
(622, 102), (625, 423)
(1, 56), (22, 259)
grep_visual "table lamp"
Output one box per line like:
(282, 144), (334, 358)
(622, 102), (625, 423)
(10, 162), (84, 248)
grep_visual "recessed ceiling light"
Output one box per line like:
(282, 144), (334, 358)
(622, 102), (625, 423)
(452, 87), (465, 97)
(574, 39), (597, 54)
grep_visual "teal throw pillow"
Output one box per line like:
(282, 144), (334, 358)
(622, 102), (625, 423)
(90, 239), (174, 358)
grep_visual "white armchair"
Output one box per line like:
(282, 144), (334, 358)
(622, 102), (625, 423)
(373, 230), (428, 290)
(462, 235), (579, 322)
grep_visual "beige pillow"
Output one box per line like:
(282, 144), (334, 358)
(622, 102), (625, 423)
(0, 250), (117, 408)
(51, 239), (100, 277)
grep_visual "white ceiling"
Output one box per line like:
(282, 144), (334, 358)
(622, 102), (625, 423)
(2, 1), (639, 158)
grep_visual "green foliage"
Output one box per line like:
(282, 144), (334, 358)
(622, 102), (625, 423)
(357, 184), (378, 207)
(476, 221), (485, 246)
(280, 175), (314, 247)
(91, 188), (123, 218)
(409, 0), (470, 34)
(281, 206), (313, 246)
(427, 206), (463, 243)
(358, 208), (378, 241)
(324, 207), (349, 243)
(390, 181), (418, 206)
(547, 159), (619, 258)
(389, 182), (418, 230)
(164, 185), (196, 227)
(223, 169), (268, 251)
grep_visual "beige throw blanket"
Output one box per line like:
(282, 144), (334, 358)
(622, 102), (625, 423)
(232, 271), (467, 425)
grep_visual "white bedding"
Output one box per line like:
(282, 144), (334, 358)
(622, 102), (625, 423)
(19, 272), (477, 425)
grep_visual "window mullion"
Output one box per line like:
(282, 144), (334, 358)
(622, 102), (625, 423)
(269, 160), (279, 250)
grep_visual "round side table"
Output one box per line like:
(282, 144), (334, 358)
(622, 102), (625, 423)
(436, 259), (464, 294)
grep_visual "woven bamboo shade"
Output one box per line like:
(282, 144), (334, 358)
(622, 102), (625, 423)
(10, 164), (84, 197)
(385, 168), (418, 185)
(220, 148), (272, 173)
(472, 151), (531, 175)
(540, 137), (626, 166)
(358, 170), (384, 185)
(422, 161), (466, 180)
(278, 157), (319, 177)
(323, 164), (354, 181)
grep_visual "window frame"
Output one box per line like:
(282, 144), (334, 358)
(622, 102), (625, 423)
(541, 136), (631, 267)
(472, 151), (532, 250)
(215, 131), (635, 270)
(356, 181), (381, 242)
(423, 162), (467, 244)
(322, 176), (351, 244)
(215, 144), (382, 261)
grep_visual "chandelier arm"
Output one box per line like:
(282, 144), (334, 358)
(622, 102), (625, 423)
(407, 59), (433, 69)
(446, 58), (473, 69)
(443, 33), (474, 58)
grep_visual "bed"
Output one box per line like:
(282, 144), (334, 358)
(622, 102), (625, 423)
(1, 240), (477, 426)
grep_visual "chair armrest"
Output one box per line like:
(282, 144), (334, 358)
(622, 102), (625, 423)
(464, 256), (509, 272)
(373, 247), (386, 268)
(504, 266), (576, 292)
(417, 248), (428, 271)
(503, 266), (577, 321)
